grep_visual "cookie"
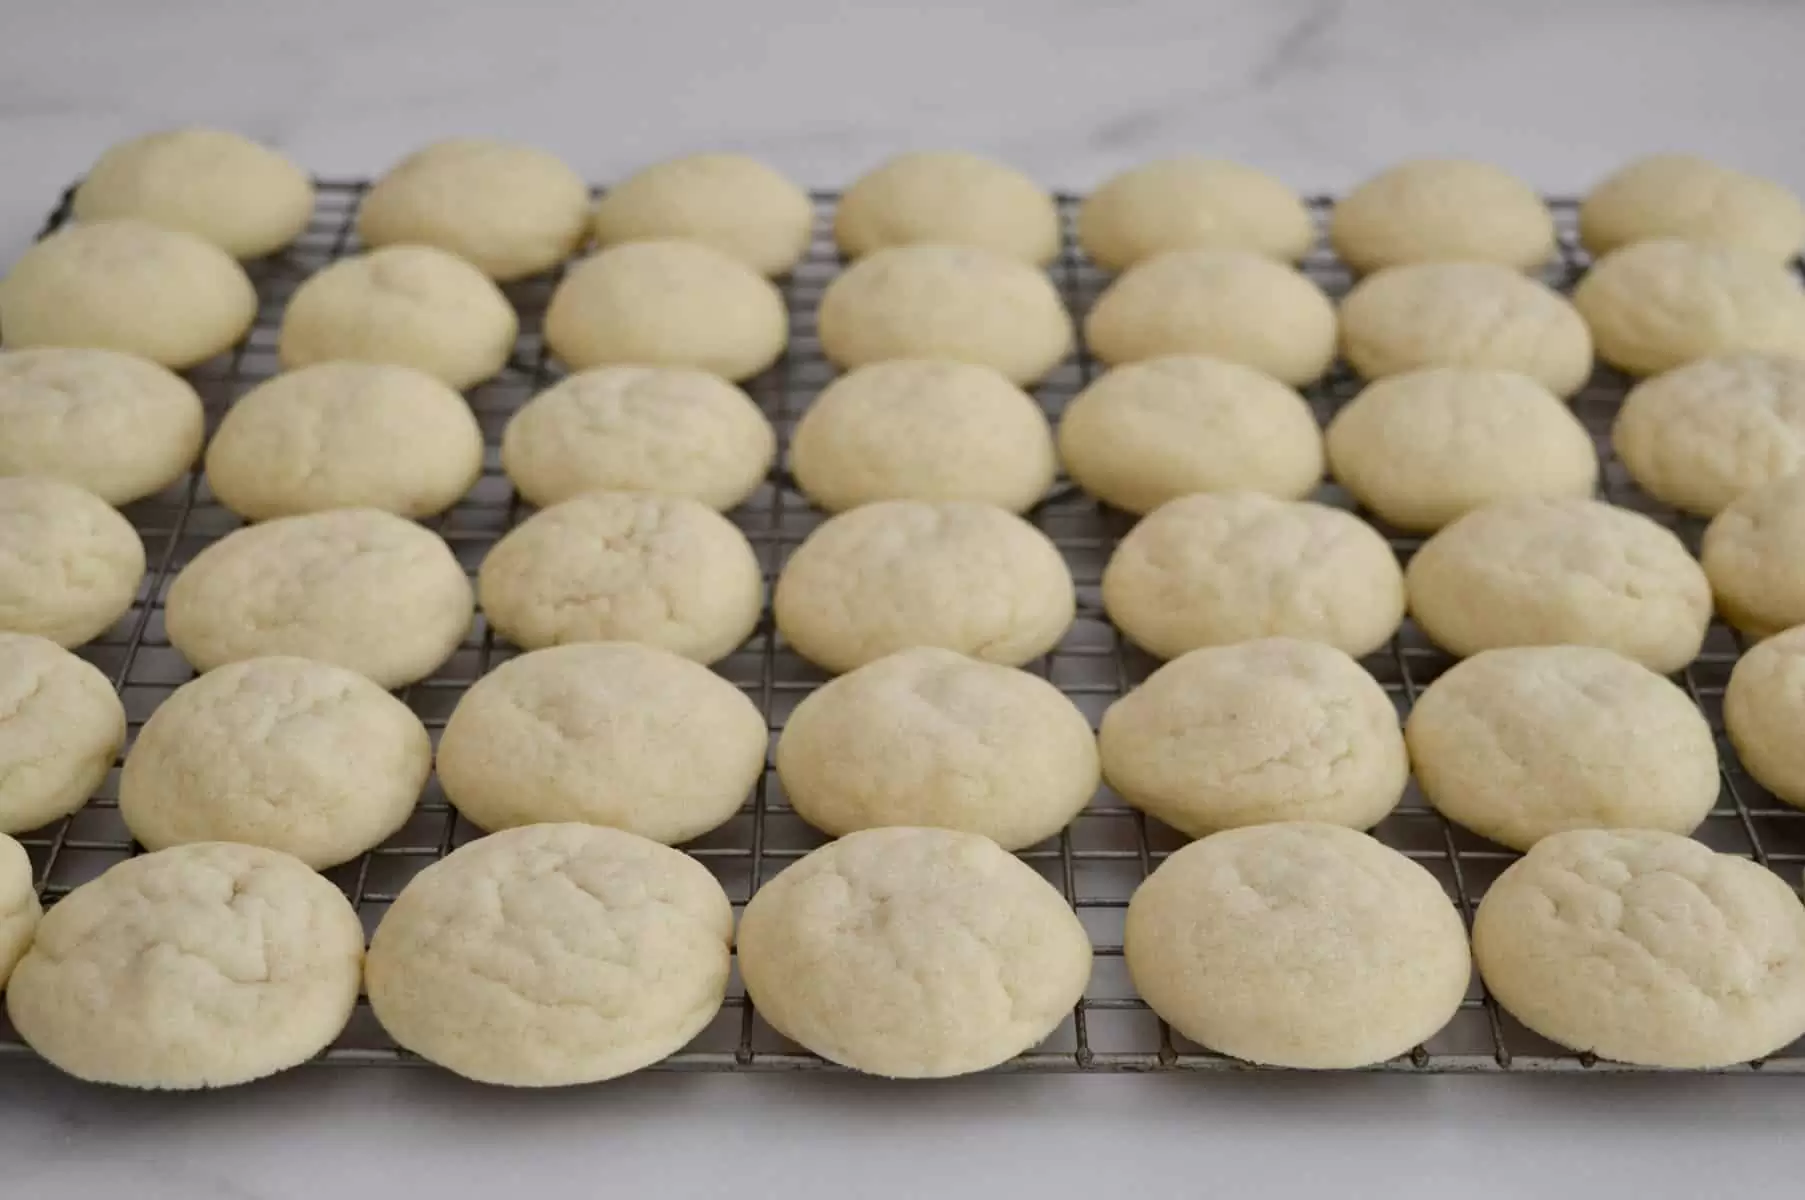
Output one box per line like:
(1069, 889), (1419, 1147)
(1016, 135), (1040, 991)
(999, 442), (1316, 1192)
(0, 632), (125, 834)
(592, 153), (813, 277)
(0, 833), (38, 989)
(835, 151), (1060, 264)
(1702, 472), (1805, 637)
(1077, 157), (1314, 270)
(1580, 154), (1805, 262)
(0, 476), (144, 648)
(1329, 158), (1554, 273)
(1725, 625), (1805, 809)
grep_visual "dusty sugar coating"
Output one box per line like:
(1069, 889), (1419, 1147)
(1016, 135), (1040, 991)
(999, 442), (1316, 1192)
(5, 842), (363, 1088)
(0, 632), (125, 835)
(1580, 154), (1805, 262)
(0, 475), (145, 648)
(164, 508), (473, 689)
(1725, 626), (1805, 810)
(119, 656), (431, 869)
(0, 347), (203, 505)
(736, 826), (1092, 1078)
(1329, 158), (1554, 273)
(773, 499), (1075, 674)
(365, 822), (732, 1086)
(1125, 822), (1470, 1068)
(1101, 491), (1403, 661)
(1472, 829), (1805, 1067)
(205, 361), (484, 520)
(789, 359), (1056, 514)
(1702, 472), (1805, 638)
(1338, 262), (1594, 397)
(436, 642), (766, 844)
(775, 646), (1099, 851)
(1100, 639), (1407, 837)
(1058, 355), (1323, 515)
(591, 154), (813, 277)
(1083, 249), (1336, 386)
(501, 365), (776, 512)
(0, 834), (40, 989)
(1077, 157), (1314, 270)
(477, 491), (762, 663)
(835, 151), (1061, 265)
(1405, 646), (1719, 851)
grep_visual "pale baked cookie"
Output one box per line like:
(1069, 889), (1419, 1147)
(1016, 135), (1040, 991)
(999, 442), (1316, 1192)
(73, 128), (314, 259)
(1702, 472), (1805, 637)
(6, 842), (363, 1088)
(165, 508), (473, 688)
(773, 500), (1074, 674)
(1725, 626), (1805, 808)
(1580, 154), (1805, 262)
(1613, 353), (1805, 516)
(0, 833), (38, 989)
(0, 347), (203, 505)
(1338, 262), (1594, 397)
(592, 153), (814, 276)
(0, 476), (144, 647)
(1330, 158), (1554, 273)
(1077, 158), (1314, 271)
(1101, 492), (1404, 661)
(1405, 646), (1718, 851)
(1325, 367), (1598, 532)
(436, 642), (765, 844)
(1100, 639), (1406, 837)
(278, 245), (518, 389)
(502, 366), (775, 511)
(737, 826), (1091, 1077)
(0, 633), (125, 834)
(816, 244), (1072, 386)
(205, 362), (484, 520)
(775, 646), (1099, 850)
(835, 151), (1060, 265)
(477, 491), (762, 662)
(1126, 822), (1469, 1068)
(1473, 829), (1805, 1067)
(1404, 497), (1711, 674)
(367, 823), (732, 1085)
(789, 360), (1055, 514)
(0, 219), (256, 368)
(357, 138), (590, 281)
(119, 656), (431, 868)
(1573, 238), (1805, 376)
(1057, 355), (1322, 515)
(544, 240), (787, 381)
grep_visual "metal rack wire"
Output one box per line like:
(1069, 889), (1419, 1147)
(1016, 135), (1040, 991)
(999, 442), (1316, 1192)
(3, 182), (1802, 1075)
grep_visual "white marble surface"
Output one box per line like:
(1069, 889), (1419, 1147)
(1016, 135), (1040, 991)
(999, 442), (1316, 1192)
(5, 0), (1805, 1195)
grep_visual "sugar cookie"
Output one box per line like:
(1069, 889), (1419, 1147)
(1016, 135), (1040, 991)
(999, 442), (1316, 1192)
(0, 833), (38, 989)
(1077, 157), (1314, 270)
(836, 151), (1060, 264)
(1581, 154), (1805, 262)
(592, 153), (813, 276)
(1702, 472), (1805, 637)
(1725, 625), (1805, 809)
(0, 475), (144, 648)
(0, 632), (125, 834)
(1330, 158), (1554, 273)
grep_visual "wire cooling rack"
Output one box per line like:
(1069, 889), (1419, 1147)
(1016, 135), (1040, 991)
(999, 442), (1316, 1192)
(4, 182), (1804, 1077)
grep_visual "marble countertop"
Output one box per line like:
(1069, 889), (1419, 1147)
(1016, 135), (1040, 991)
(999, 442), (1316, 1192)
(5, 1), (1805, 1196)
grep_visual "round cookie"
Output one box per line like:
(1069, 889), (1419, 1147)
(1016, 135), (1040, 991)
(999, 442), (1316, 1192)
(835, 151), (1060, 264)
(205, 361), (484, 520)
(1082, 249), (1336, 385)
(775, 646), (1099, 850)
(1404, 497), (1711, 674)
(1057, 355), (1323, 515)
(72, 128), (314, 259)
(1613, 353), (1805, 516)
(0, 219), (256, 369)
(501, 365), (775, 511)
(1125, 822), (1469, 1068)
(436, 642), (766, 843)
(0, 476), (144, 647)
(737, 826), (1091, 1077)
(789, 359), (1055, 514)
(1101, 492), (1404, 661)
(1338, 262), (1594, 397)
(1725, 625), (1805, 809)
(1100, 639), (1406, 837)
(1405, 646), (1719, 851)
(367, 822), (732, 1085)
(0, 632), (126, 834)
(6, 842), (363, 1088)
(0, 833), (39, 989)
(1473, 828), (1805, 1067)
(1325, 367), (1598, 532)
(1702, 472), (1805, 637)
(773, 499), (1075, 674)
(165, 508), (473, 688)
(1573, 238), (1805, 376)
(1329, 158), (1554, 273)
(592, 153), (813, 277)
(477, 491), (762, 662)
(278, 245), (517, 389)
(816, 244), (1072, 386)
(0, 347), (203, 505)
(1077, 157), (1314, 271)
(1580, 154), (1805, 263)
(119, 656), (431, 868)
